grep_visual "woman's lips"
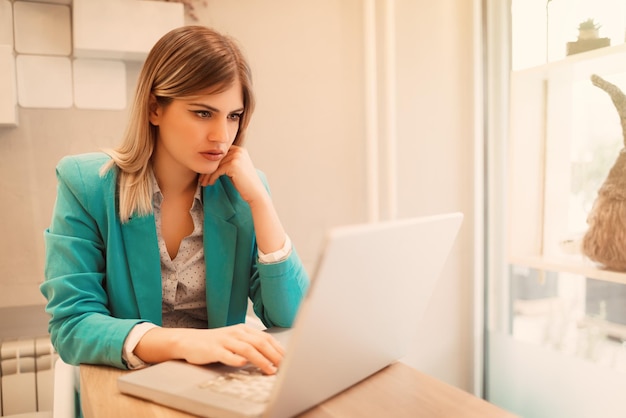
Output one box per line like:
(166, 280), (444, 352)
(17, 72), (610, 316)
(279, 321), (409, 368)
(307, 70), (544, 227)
(200, 151), (224, 161)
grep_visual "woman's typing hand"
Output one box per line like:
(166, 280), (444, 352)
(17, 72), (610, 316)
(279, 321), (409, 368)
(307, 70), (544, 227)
(134, 323), (285, 375)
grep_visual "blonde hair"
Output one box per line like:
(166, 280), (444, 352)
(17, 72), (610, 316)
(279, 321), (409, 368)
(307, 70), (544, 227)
(102, 25), (255, 222)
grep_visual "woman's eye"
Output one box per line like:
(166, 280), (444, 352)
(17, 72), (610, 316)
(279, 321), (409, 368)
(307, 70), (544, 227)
(229, 113), (243, 121)
(194, 110), (211, 118)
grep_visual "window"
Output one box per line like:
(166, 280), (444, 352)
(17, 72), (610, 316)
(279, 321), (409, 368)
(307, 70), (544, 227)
(485, 1), (626, 416)
(512, 0), (626, 70)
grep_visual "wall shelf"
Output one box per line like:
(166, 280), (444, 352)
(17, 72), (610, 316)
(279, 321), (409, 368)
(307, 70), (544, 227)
(508, 38), (626, 285)
(515, 42), (626, 76)
(0, 45), (17, 126)
(13, 1), (71, 56)
(0, 0), (13, 46)
(73, 58), (126, 110)
(16, 55), (73, 109)
(1, 0), (185, 115)
(72, 0), (184, 61)
(0, 1), (16, 126)
(510, 255), (626, 285)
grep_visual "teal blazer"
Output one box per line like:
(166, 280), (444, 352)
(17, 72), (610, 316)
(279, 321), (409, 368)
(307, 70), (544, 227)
(40, 153), (309, 369)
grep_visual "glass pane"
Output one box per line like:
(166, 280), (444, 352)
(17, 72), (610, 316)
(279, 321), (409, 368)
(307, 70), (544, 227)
(488, 2), (626, 416)
(510, 264), (626, 372)
(569, 72), (626, 236)
(512, 0), (626, 70)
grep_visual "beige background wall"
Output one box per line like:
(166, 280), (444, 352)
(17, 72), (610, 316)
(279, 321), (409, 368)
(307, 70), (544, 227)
(0, 0), (477, 392)
(393, 0), (476, 390)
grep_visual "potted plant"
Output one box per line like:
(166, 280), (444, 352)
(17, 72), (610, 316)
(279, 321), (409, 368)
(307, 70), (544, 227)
(567, 18), (610, 56)
(162, 0), (207, 21)
(577, 18), (601, 40)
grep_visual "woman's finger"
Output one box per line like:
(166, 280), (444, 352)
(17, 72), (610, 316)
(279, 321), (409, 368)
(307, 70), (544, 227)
(225, 339), (279, 374)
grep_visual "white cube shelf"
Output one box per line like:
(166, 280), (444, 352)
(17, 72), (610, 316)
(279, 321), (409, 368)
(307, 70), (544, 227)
(16, 55), (73, 108)
(73, 59), (126, 110)
(73, 0), (184, 61)
(13, 1), (72, 56)
(0, 0), (12, 46)
(19, 0), (71, 4)
(0, 45), (17, 126)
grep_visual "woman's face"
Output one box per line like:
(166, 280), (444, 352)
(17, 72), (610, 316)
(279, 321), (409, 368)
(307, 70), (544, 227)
(150, 80), (244, 179)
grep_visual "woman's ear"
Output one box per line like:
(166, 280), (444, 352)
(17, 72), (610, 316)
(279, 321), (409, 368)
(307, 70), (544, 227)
(148, 94), (161, 126)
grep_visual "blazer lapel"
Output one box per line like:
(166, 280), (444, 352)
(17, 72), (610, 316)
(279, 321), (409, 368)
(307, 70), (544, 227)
(203, 180), (237, 328)
(121, 214), (163, 325)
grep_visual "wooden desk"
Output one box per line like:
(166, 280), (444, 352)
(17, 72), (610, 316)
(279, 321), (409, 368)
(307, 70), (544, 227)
(80, 362), (518, 418)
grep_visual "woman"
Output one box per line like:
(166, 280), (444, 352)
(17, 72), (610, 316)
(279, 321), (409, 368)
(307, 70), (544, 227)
(41, 25), (309, 375)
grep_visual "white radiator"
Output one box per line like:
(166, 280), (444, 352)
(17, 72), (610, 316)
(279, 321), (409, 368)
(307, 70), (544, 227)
(0, 336), (57, 416)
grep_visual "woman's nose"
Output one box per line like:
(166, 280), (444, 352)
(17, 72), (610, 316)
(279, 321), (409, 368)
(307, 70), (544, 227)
(207, 118), (230, 143)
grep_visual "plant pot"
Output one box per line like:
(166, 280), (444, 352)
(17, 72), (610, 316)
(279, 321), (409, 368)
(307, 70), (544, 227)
(578, 28), (599, 40)
(567, 37), (610, 56)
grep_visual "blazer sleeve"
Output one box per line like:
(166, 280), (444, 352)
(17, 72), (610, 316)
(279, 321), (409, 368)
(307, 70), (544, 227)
(246, 171), (310, 327)
(249, 249), (310, 327)
(40, 155), (143, 369)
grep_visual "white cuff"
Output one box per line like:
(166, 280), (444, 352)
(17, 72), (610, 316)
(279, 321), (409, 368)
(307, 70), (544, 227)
(122, 322), (158, 369)
(258, 235), (292, 264)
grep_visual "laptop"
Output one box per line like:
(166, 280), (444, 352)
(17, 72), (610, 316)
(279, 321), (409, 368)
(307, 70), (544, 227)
(118, 212), (463, 418)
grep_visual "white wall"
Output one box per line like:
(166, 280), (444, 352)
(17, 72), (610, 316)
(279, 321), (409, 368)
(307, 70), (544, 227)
(394, 0), (476, 391)
(196, 0), (368, 272)
(0, 0), (477, 393)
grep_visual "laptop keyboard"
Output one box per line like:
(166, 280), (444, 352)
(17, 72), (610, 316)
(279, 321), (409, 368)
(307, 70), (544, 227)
(198, 366), (277, 404)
